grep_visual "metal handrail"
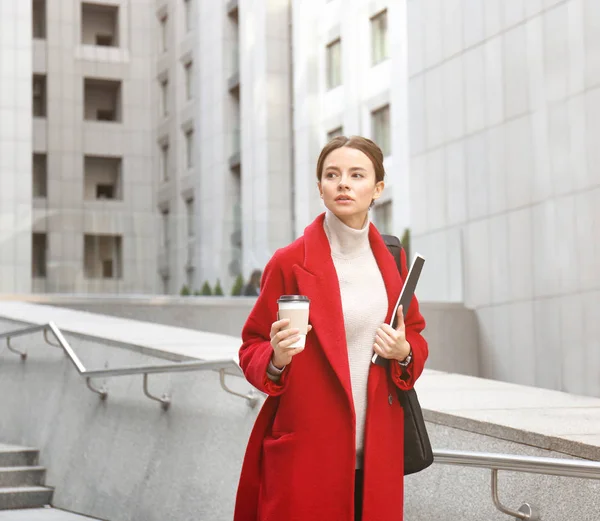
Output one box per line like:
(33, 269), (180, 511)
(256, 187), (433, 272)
(0, 322), (259, 409)
(433, 449), (600, 520)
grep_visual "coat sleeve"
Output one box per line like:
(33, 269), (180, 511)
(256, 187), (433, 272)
(390, 246), (428, 391)
(238, 251), (292, 396)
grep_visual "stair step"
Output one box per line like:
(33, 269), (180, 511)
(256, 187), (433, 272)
(0, 446), (39, 468)
(0, 487), (53, 510)
(0, 467), (46, 487)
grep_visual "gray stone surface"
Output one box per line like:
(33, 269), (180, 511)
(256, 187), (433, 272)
(0, 509), (102, 520)
(408, 0), (600, 401)
(3, 296), (482, 378)
(0, 301), (241, 363)
(405, 423), (600, 521)
(2, 304), (600, 520)
(0, 316), (260, 521)
(416, 369), (600, 461)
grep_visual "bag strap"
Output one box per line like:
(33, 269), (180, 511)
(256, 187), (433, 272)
(381, 234), (404, 278)
(381, 234), (405, 332)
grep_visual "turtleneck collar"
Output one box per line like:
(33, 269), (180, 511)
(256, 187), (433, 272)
(323, 209), (371, 259)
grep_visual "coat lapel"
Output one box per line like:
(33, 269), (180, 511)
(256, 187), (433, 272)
(293, 214), (404, 410)
(293, 214), (354, 409)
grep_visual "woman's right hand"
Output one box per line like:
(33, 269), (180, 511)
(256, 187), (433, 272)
(270, 319), (308, 369)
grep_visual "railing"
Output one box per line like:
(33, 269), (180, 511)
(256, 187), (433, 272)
(0, 322), (259, 410)
(433, 449), (600, 520)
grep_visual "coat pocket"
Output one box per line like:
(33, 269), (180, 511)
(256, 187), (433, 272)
(258, 432), (299, 521)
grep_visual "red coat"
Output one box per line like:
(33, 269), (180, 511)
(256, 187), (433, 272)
(234, 213), (428, 521)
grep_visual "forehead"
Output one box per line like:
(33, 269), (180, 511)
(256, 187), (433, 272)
(323, 146), (374, 170)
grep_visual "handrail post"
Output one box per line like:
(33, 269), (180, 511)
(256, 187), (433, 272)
(86, 377), (108, 400)
(219, 369), (260, 408)
(6, 336), (27, 360)
(143, 373), (171, 410)
(491, 469), (541, 520)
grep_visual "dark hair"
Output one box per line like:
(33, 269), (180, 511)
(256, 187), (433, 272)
(316, 135), (386, 183)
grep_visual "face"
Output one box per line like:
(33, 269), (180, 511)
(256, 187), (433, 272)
(318, 146), (384, 229)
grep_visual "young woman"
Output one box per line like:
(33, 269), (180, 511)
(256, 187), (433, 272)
(234, 136), (428, 521)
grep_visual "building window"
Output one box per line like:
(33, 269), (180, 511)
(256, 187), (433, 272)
(33, 0), (46, 39)
(372, 104), (391, 157)
(327, 127), (344, 141)
(185, 129), (194, 169)
(161, 79), (169, 117)
(81, 3), (119, 47)
(161, 209), (170, 249)
(184, 0), (192, 32)
(32, 233), (47, 278)
(374, 201), (392, 235)
(160, 16), (168, 52)
(84, 234), (123, 279)
(371, 10), (388, 65)
(186, 198), (195, 237)
(326, 39), (341, 90)
(160, 143), (169, 181)
(33, 75), (46, 118)
(185, 61), (193, 100)
(84, 155), (122, 200)
(84, 78), (122, 122)
(33, 153), (47, 198)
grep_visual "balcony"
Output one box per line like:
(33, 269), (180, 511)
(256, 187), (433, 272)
(83, 234), (123, 279)
(81, 3), (119, 47)
(84, 156), (123, 201)
(84, 78), (122, 123)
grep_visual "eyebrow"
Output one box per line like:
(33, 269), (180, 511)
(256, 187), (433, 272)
(324, 166), (367, 173)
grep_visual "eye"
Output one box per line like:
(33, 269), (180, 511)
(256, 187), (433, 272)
(352, 172), (364, 178)
(325, 171), (337, 179)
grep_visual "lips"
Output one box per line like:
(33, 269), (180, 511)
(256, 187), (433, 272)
(335, 195), (353, 202)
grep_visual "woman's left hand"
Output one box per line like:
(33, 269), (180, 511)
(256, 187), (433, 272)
(373, 305), (411, 362)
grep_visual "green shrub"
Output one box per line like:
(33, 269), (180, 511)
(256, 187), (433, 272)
(214, 279), (224, 296)
(201, 281), (212, 296)
(180, 285), (191, 296)
(231, 274), (244, 296)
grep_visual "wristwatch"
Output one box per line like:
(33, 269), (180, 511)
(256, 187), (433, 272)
(398, 348), (413, 367)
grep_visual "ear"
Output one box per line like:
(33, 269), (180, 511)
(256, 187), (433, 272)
(317, 181), (323, 198)
(372, 180), (385, 202)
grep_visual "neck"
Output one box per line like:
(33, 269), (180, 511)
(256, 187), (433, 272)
(324, 209), (370, 259)
(336, 211), (369, 230)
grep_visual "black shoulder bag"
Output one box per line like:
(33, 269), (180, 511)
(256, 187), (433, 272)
(381, 234), (434, 476)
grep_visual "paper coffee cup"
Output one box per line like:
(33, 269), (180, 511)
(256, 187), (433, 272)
(277, 295), (310, 348)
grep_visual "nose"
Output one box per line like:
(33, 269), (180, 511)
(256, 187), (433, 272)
(338, 177), (350, 190)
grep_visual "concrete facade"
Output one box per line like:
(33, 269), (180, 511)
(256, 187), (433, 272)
(291, 0), (411, 238)
(30, 0), (157, 294)
(407, 0), (600, 396)
(0, 1), (32, 293)
(1, 0), (408, 296)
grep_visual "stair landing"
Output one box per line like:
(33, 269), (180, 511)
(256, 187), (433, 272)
(0, 509), (103, 520)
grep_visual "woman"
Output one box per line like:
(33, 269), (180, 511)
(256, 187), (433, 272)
(234, 136), (428, 521)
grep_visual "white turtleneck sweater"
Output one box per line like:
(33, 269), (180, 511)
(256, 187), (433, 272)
(323, 210), (388, 469)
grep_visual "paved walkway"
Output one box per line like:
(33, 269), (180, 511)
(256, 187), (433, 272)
(0, 510), (102, 521)
(0, 301), (240, 363)
(416, 369), (600, 460)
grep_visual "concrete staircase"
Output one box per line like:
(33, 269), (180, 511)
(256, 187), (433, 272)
(0, 444), (53, 510)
